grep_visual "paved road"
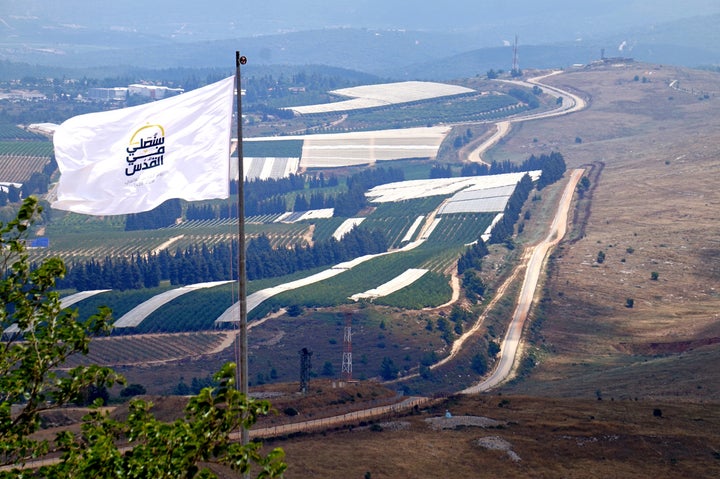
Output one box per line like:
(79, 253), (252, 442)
(501, 71), (587, 120)
(466, 71), (587, 165)
(461, 168), (584, 394)
(466, 120), (510, 165)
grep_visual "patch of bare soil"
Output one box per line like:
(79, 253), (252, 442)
(476, 436), (522, 462)
(424, 414), (503, 430)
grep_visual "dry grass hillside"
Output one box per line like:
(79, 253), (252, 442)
(271, 394), (720, 479)
(489, 63), (720, 400)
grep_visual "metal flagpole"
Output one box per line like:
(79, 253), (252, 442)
(234, 51), (249, 447)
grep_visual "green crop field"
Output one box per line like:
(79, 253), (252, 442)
(0, 137), (53, 182)
(361, 197), (446, 248)
(137, 283), (237, 333)
(0, 140), (53, 156)
(65, 266), (334, 331)
(72, 287), (176, 324)
(31, 214), (314, 263)
(429, 213), (495, 246)
(373, 270), (452, 309)
(40, 187), (494, 328)
(0, 123), (48, 141)
(263, 241), (456, 310)
(30, 227), (224, 263)
(345, 93), (521, 127)
(310, 216), (346, 242)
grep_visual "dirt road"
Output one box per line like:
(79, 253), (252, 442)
(466, 120), (511, 165)
(500, 71), (587, 120)
(461, 168), (584, 394)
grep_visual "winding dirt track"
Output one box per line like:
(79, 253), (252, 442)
(426, 72), (588, 378)
(461, 168), (584, 393)
(466, 121), (511, 165)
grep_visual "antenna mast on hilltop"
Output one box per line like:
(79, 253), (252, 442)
(341, 312), (353, 381)
(511, 34), (520, 76)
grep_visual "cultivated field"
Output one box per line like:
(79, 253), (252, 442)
(350, 268), (428, 301)
(8, 63), (718, 407)
(298, 125), (452, 167)
(287, 80), (475, 115)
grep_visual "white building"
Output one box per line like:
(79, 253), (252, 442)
(128, 84), (184, 99)
(88, 87), (128, 102)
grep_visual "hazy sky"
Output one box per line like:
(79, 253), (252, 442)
(4, 0), (720, 41)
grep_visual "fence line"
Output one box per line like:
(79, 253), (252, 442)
(242, 396), (431, 440)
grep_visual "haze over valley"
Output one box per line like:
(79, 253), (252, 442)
(2, 0), (720, 76)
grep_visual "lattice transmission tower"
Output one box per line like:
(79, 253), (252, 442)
(341, 312), (352, 381)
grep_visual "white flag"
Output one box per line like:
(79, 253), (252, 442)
(52, 76), (235, 216)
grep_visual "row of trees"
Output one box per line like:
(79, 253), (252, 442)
(56, 242), (234, 291)
(455, 151), (567, 297)
(292, 192), (335, 211)
(457, 239), (490, 303)
(455, 152), (567, 303)
(246, 227), (388, 281)
(488, 173), (534, 245)
(125, 199), (183, 231)
(138, 167), (402, 226)
(507, 87), (540, 109)
(430, 163), (453, 178)
(57, 226), (388, 291)
(459, 152), (566, 178)
(334, 167), (405, 217)
(241, 174), (306, 199)
(535, 151), (566, 190)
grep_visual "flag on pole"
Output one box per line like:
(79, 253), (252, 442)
(52, 76), (235, 216)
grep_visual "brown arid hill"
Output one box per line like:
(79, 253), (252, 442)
(490, 63), (720, 401)
(268, 394), (720, 479)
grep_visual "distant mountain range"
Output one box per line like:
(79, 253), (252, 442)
(1, 2), (719, 79)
